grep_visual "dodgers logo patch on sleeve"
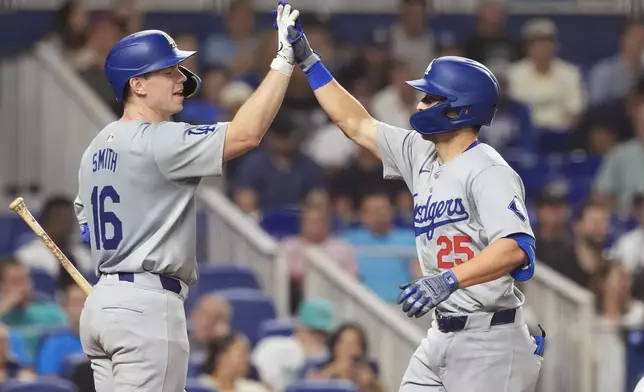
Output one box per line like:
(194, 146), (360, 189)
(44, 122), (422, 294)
(186, 125), (217, 136)
(508, 196), (527, 222)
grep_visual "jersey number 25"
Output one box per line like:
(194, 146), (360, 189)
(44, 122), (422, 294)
(436, 235), (474, 269)
(91, 185), (123, 250)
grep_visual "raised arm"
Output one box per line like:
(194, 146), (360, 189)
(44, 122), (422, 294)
(284, 10), (381, 158)
(222, 3), (300, 161)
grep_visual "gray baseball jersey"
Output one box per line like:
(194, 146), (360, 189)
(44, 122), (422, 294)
(377, 121), (533, 313)
(74, 119), (228, 286)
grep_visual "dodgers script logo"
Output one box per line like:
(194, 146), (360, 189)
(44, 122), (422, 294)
(413, 194), (470, 240)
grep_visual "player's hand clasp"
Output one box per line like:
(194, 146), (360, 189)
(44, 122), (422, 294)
(396, 271), (459, 318)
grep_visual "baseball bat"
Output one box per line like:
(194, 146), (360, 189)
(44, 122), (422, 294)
(9, 197), (93, 296)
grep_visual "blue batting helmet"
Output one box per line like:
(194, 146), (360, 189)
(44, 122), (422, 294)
(406, 56), (500, 135)
(105, 30), (201, 102)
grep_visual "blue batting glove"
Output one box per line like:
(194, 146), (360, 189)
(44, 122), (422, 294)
(80, 223), (90, 244)
(397, 270), (459, 318)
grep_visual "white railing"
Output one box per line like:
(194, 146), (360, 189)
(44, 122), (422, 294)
(195, 186), (425, 391)
(0, 41), (113, 198)
(9, 0), (636, 14)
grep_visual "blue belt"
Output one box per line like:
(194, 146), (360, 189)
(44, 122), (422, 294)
(436, 308), (517, 333)
(117, 272), (181, 295)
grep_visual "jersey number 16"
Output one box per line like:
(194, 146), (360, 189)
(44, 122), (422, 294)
(436, 235), (474, 269)
(91, 185), (123, 250)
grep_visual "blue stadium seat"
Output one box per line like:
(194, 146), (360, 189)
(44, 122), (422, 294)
(62, 353), (88, 379)
(0, 378), (78, 392)
(216, 288), (276, 347)
(260, 209), (300, 239)
(258, 319), (294, 341)
(30, 269), (56, 297)
(185, 378), (215, 392)
(285, 379), (358, 392)
(187, 354), (204, 378)
(197, 265), (260, 292)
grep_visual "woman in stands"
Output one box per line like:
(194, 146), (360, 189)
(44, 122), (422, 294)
(307, 323), (384, 392)
(199, 332), (270, 392)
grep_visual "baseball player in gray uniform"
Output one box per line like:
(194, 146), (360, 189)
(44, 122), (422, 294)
(279, 5), (545, 391)
(73, 4), (301, 391)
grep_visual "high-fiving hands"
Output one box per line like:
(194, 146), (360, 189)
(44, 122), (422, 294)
(270, 2), (300, 76)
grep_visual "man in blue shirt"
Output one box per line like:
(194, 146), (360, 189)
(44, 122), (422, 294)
(342, 193), (420, 303)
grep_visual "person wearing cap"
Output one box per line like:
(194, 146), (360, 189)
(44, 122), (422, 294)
(251, 299), (334, 392)
(506, 18), (584, 133)
(532, 185), (583, 284)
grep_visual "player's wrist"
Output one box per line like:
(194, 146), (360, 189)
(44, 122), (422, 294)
(303, 59), (333, 91)
(270, 55), (295, 77)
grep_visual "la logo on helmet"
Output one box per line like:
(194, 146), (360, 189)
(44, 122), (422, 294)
(159, 31), (177, 49)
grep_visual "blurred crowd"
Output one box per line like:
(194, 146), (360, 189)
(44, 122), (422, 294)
(0, 0), (642, 390)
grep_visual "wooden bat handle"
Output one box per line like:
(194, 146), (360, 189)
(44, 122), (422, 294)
(9, 197), (93, 296)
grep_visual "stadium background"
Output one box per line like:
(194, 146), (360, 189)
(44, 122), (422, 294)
(0, 0), (643, 391)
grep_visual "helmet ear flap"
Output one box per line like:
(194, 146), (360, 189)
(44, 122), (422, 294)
(179, 66), (201, 98)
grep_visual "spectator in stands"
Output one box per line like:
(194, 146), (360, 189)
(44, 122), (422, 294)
(203, 0), (259, 81)
(111, 0), (143, 37)
(302, 82), (367, 173)
(76, 16), (122, 115)
(478, 64), (536, 157)
(330, 148), (410, 226)
(174, 32), (200, 76)
(567, 202), (611, 287)
(190, 294), (232, 361)
(233, 115), (326, 217)
(14, 196), (93, 290)
(463, 0), (520, 68)
(281, 202), (357, 313)
(35, 285), (85, 376)
(610, 191), (644, 299)
(390, 0), (436, 76)
(533, 185), (582, 284)
(49, 0), (89, 63)
(0, 259), (67, 359)
(199, 332), (269, 392)
(592, 261), (644, 392)
(588, 20), (644, 105)
(371, 61), (417, 129)
(252, 299), (334, 392)
(307, 323), (384, 392)
(593, 98), (644, 215)
(435, 31), (463, 58)
(342, 193), (419, 303)
(573, 75), (644, 154)
(338, 28), (392, 94)
(177, 66), (231, 125)
(0, 324), (35, 383)
(507, 18), (584, 134)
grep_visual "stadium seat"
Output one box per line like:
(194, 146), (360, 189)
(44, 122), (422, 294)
(185, 378), (215, 392)
(216, 288), (276, 347)
(258, 319), (294, 341)
(197, 265), (260, 292)
(30, 269), (56, 297)
(260, 209), (300, 239)
(187, 354), (204, 378)
(285, 379), (358, 392)
(0, 378), (78, 392)
(62, 353), (88, 379)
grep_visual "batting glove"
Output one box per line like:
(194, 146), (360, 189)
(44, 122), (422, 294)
(397, 271), (459, 318)
(271, 2), (299, 77)
(80, 223), (90, 244)
(272, 2), (320, 72)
